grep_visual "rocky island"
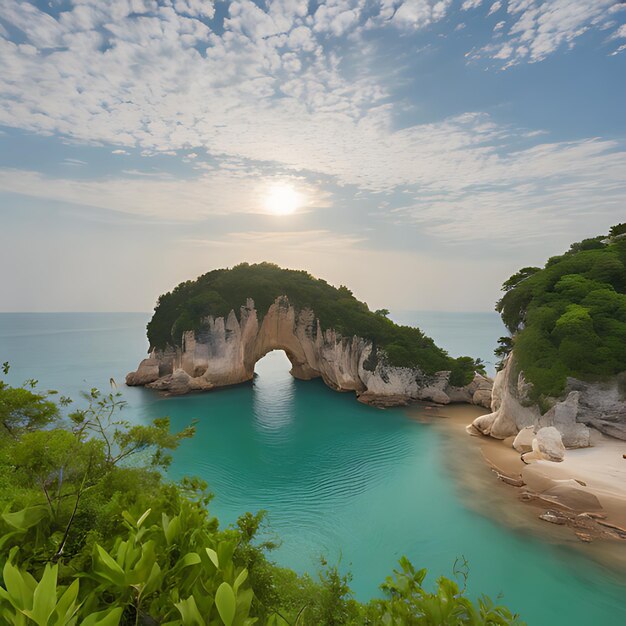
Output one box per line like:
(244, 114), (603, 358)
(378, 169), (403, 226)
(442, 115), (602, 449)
(127, 263), (491, 408)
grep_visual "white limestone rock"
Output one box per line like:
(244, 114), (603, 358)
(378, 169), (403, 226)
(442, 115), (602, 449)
(532, 427), (566, 462)
(512, 426), (535, 454)
(539, 391), (590, 448)
(469, 349), (626, 445)
(470, 355), (540, 439)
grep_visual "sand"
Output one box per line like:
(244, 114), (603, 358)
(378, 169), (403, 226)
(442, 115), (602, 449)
(404, 402), (626, 574)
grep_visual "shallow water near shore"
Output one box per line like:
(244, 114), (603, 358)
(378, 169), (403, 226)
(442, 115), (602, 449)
(2, 312), (626, 625)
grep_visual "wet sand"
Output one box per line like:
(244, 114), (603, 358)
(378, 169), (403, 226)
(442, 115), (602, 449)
(404, 402), (626, 577)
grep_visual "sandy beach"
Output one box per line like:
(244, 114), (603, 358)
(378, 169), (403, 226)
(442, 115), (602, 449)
(405, 402), (626, 576)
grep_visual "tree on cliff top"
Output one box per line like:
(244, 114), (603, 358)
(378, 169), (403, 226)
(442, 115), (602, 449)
(145, 263), (484, 385)
(496, 226), (626, 401)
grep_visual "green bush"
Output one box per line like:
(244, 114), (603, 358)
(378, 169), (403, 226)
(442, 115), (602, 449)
(496, 225), (626, 401)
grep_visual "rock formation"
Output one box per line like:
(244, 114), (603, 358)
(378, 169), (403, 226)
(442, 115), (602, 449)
(127, 296), (492, 408)
(470, 352), (626, 455)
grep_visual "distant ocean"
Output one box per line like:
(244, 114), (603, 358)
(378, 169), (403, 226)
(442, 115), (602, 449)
(391, 310), (506, 376)
(1, 311), (625, 625)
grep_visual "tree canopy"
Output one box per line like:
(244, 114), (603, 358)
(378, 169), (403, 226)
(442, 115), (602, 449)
(146, 263), (483, 385)
(496, 228), (626, 401)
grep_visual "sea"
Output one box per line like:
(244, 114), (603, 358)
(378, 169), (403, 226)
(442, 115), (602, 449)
(1, 311), (625, 625)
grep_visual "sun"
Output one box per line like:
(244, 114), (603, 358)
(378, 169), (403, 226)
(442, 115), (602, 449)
(262, 183), (303, 216)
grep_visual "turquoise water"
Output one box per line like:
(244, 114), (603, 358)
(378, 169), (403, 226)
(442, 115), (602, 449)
(1, 312), (626, 624)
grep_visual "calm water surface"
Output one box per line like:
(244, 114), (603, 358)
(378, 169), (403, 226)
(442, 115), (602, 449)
(1, 312), (625, 625)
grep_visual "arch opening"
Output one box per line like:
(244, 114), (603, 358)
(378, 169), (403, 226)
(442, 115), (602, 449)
(253, 350), (296, 433)
(253, 349), (295, 384)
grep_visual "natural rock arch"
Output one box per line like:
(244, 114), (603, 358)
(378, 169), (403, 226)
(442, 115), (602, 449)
(127, 296), (492, 408)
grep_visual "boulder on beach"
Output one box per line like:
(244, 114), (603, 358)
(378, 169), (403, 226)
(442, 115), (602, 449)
(532, 427), (566, 462)
(513, 426), (535, 454)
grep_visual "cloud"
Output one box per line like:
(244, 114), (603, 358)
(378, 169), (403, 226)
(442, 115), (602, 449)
(470, 0), (621, 67)
(312, 1), (360, 36)
(610, 43), (626, 56)
(173, 0), (216, 19)
(382, 0), (453, 31)
(612, 24), (626, 39)
(3, 128), (624, 247)
(0, 0), (624, 247)
(487, 1), (502, 17)
(461, 0), (483, 10)
(0, 0), (620, 168)
(389, 138), (626, 242)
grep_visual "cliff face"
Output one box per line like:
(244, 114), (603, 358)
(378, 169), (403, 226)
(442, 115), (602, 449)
(470, 353), (626, 446)
(127, 296), (492, 408)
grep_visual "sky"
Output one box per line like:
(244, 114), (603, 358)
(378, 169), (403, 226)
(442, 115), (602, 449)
(0, 0), (625, 313)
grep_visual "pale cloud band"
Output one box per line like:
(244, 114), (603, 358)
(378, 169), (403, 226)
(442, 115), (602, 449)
(0, 126), (624, 242)
(0, 167), (329, 219)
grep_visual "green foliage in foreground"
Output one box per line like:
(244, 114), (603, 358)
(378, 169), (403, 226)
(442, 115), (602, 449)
(496, 229), (626, 401)
(0, 368), (523, 625)
(146, 263), (483, 385)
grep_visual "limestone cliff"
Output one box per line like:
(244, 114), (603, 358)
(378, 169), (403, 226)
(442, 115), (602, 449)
(127, 296), (492, 408)
(470, 353), (626, 448)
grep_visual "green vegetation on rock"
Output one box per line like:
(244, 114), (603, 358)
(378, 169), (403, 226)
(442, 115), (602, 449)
(496, 228), (626, 401)
(147, 262), (482, 386)
(0, 366), (523, 625)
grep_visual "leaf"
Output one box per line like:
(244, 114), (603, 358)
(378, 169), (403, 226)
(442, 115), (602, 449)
(217, 541), (235, 568)
(175, 595), (205, 626)
(2, 506), (48, 531)
(28, 564), (58, 626)
(215, 582), (236, 626)
(235, 588), (254, 622)
(164, 514), (181, 546)
(161, 513), (180, 547)
(80, 607), (124, 626)
(233, 569), (248, 593)
(137, 508), (152, 528)
(142, 562), (163, 597)
(205, 548), (219, 569)
(53, 579), (80, 623)
(2, 561), (36, 611)
(180, 552), (202, 568)
(93, 545), (126, 587)
(132, 540), (157, 582)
